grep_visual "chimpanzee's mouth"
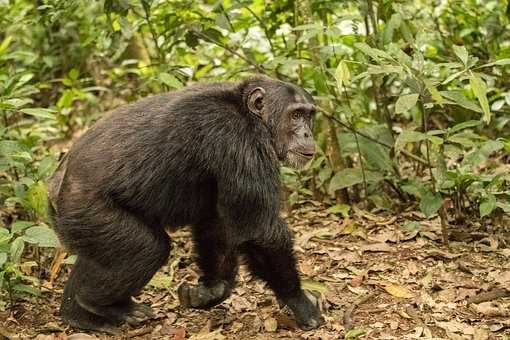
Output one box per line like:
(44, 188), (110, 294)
(292, 150), (315, 159)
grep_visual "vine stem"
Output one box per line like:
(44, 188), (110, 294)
(418, 100), (449, 246)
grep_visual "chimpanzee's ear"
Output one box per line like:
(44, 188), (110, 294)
(247, 87), (267, 122)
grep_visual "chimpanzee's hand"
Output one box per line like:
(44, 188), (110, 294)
(282, 290), (325, 330)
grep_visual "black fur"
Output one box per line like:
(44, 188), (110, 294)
(49, 76), (323, 333)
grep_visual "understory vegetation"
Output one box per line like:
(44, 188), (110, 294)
(0, 0), (509, 338)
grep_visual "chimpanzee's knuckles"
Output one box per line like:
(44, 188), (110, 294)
(178, 282), (209, 308)
(285, 290), (325, 330)
(296, 309), (325, 330)
(177, 283), (193, 308)
(131, 304), (155, 319)
(178, 281), (230, 309)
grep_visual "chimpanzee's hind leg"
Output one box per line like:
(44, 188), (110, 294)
(178, 218), (239, 309)
(59, 209), (171, 333)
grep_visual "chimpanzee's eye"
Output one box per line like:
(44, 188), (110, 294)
(291, 111), (301, 120)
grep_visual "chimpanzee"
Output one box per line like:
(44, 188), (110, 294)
(48, 75), (324, 334)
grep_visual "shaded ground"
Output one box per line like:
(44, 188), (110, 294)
(1, 203), (509, 339)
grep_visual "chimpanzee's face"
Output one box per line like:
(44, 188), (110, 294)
(279, 87), (316, 169)
(246, 79), (317, 169)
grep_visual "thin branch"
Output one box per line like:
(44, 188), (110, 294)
(419, 100), (449, 246)
(467, 288), (510, 304)
(342, 86), (368, 199)
(318, 107), (428, 165)
(139, 1), (165, 63)
(239, 2), (276, 54)
(419, 100), (435, 189)
(343, 292), (377, 331)
(193, 31), (267, 75)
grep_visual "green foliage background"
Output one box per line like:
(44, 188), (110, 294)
(0, 0), (509, 306)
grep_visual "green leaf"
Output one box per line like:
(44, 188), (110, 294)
(449, 120), (481, 133)
(13, 283), (40, 296)
(25, 181), (48, 219)
(382, 13), (402, 44)
(359, 138), (394, 172)
(448, 132), (477, 147)
(480, 58), (510, 67)
(335, 60), (351, 90)
(0, 140), (29, 157)
(203, 28), (223, 42)
(329, 169), (383, 194)
(354, 42), (393, 62)
(68, 68), (79, 81)
(23, 226), (61, 248)
(442, 69), (467, 85)
(419, 190), (443, 217)
(312, 71), (329, 95)
(63, 255), (77, 265)
(402, 221), (420, 231)
(345, 328), (365, 339)
(20, 108), (56, 120)
(395, 94), (419, 114)
(365, 65), (403, 75)
(325, 204), (351, 218)
(0, 36), (13, 55)
(301, 279), (328, 294)
(401, 179), (423, 198)
(480, 195), (497, 218)
(159, 73), (183, 89)
(37, 156), (58, 179)
(424, 81), (445, 106)
(148, 272), (171, 289)
(395, 130), (427, 153)
(1, 98), (33, 109)
(10, 221), (35, 234)
(441, 91), (482, 113)
(10, 237), (24, 263)
(0, 253), (6, 267)
(0, 228), (12, 246)
(452, 45), (469, 66)
(469, 72), (491, 124)
(57, 89), (76, 108)
(491, 59), (510, 65)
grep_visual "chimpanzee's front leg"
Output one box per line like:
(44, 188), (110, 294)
(241, 219), (324, 330)
(178, 219), (238, 309)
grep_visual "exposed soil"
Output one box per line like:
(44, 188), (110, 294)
(1, 203), (509, 339)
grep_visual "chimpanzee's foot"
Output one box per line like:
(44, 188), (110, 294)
(61, 296), (121, 335)
(74, 295), (155, 328)
(178, 279), (231, 309)
(64, 315), (121, 335)
(281, 290), (325, 330)
(123, 301), (156, 326)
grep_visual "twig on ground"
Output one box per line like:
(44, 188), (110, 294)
(127, 326), (153, 338)
(467, 288), (510, 304)
(343, 292), (377, 331)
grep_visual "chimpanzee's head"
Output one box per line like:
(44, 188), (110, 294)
(242, 76), (317, 169)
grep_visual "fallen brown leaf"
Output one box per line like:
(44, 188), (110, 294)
(362, 243), (393, 253)
(381, 282), (414, 299)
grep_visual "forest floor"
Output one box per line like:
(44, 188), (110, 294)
(1, 202), (509, 340)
